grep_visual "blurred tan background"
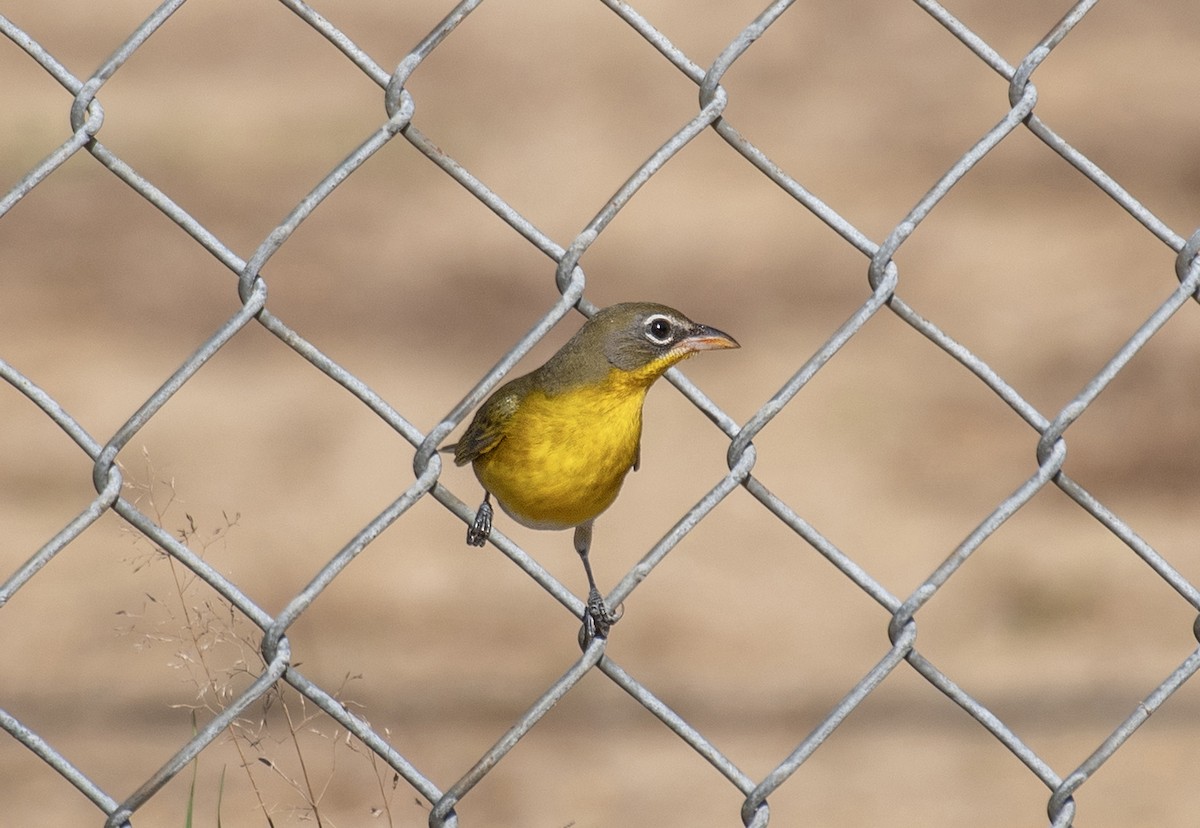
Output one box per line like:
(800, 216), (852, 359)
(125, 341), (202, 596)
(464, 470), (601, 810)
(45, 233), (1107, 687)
(4, 1), (1200, 825)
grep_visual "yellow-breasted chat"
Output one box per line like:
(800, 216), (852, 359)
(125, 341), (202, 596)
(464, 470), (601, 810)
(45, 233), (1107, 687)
(447, 302), (739, 644)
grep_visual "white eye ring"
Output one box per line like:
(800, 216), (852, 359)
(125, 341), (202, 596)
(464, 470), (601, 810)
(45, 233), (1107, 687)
(643, 314), (675, 345)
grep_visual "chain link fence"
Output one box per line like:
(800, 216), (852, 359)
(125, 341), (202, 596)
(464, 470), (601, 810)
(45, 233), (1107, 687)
(4, 0), (1200, 825)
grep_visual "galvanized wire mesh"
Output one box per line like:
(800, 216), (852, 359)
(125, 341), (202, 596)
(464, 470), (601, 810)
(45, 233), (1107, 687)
(3, 1), (1200, 826)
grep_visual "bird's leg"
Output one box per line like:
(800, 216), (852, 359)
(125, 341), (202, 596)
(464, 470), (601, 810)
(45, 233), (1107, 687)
(574, 521), (619, 646)
(466, 493), (493, 547)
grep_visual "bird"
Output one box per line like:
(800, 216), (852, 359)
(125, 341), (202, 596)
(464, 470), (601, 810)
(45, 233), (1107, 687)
(446, 302), (739, 645)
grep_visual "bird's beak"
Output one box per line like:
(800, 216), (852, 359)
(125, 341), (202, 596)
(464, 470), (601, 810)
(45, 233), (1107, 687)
(680, 324), (740, 353)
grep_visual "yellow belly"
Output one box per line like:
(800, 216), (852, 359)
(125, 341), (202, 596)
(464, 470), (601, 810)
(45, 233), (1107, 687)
(473, 382), (647, 530)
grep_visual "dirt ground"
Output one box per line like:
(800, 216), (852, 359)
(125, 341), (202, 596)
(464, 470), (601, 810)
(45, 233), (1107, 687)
(4, 2), (1200, 826)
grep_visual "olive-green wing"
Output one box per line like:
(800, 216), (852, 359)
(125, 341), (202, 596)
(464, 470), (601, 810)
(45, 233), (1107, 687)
(448, 385), (523, 466)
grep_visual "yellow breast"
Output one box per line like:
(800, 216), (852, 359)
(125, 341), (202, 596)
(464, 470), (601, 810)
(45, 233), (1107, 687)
(472, 371), (651, 530)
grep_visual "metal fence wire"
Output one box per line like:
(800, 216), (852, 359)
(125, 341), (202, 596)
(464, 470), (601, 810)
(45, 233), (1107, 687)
(4, 0), (1200, 825)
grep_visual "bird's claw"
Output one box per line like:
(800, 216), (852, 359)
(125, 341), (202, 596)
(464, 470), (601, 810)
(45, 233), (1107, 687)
(579, 588), (622, 649)
(466, 500), (493, 546)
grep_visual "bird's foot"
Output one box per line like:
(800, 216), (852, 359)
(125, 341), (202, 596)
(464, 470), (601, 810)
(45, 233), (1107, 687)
(466, 500), (493, 547)
(579, 587), (622, 649)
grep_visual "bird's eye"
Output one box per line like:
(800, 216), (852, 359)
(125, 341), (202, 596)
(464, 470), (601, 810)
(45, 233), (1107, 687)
(644, 315), (674, 345)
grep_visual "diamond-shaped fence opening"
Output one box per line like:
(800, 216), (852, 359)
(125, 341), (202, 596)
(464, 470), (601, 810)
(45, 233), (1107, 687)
(3, 1), (1200, 826)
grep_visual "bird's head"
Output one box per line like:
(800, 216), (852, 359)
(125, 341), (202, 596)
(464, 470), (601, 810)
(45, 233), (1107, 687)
(576, 302), (740, 384)
(538, 302), (738, 390)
